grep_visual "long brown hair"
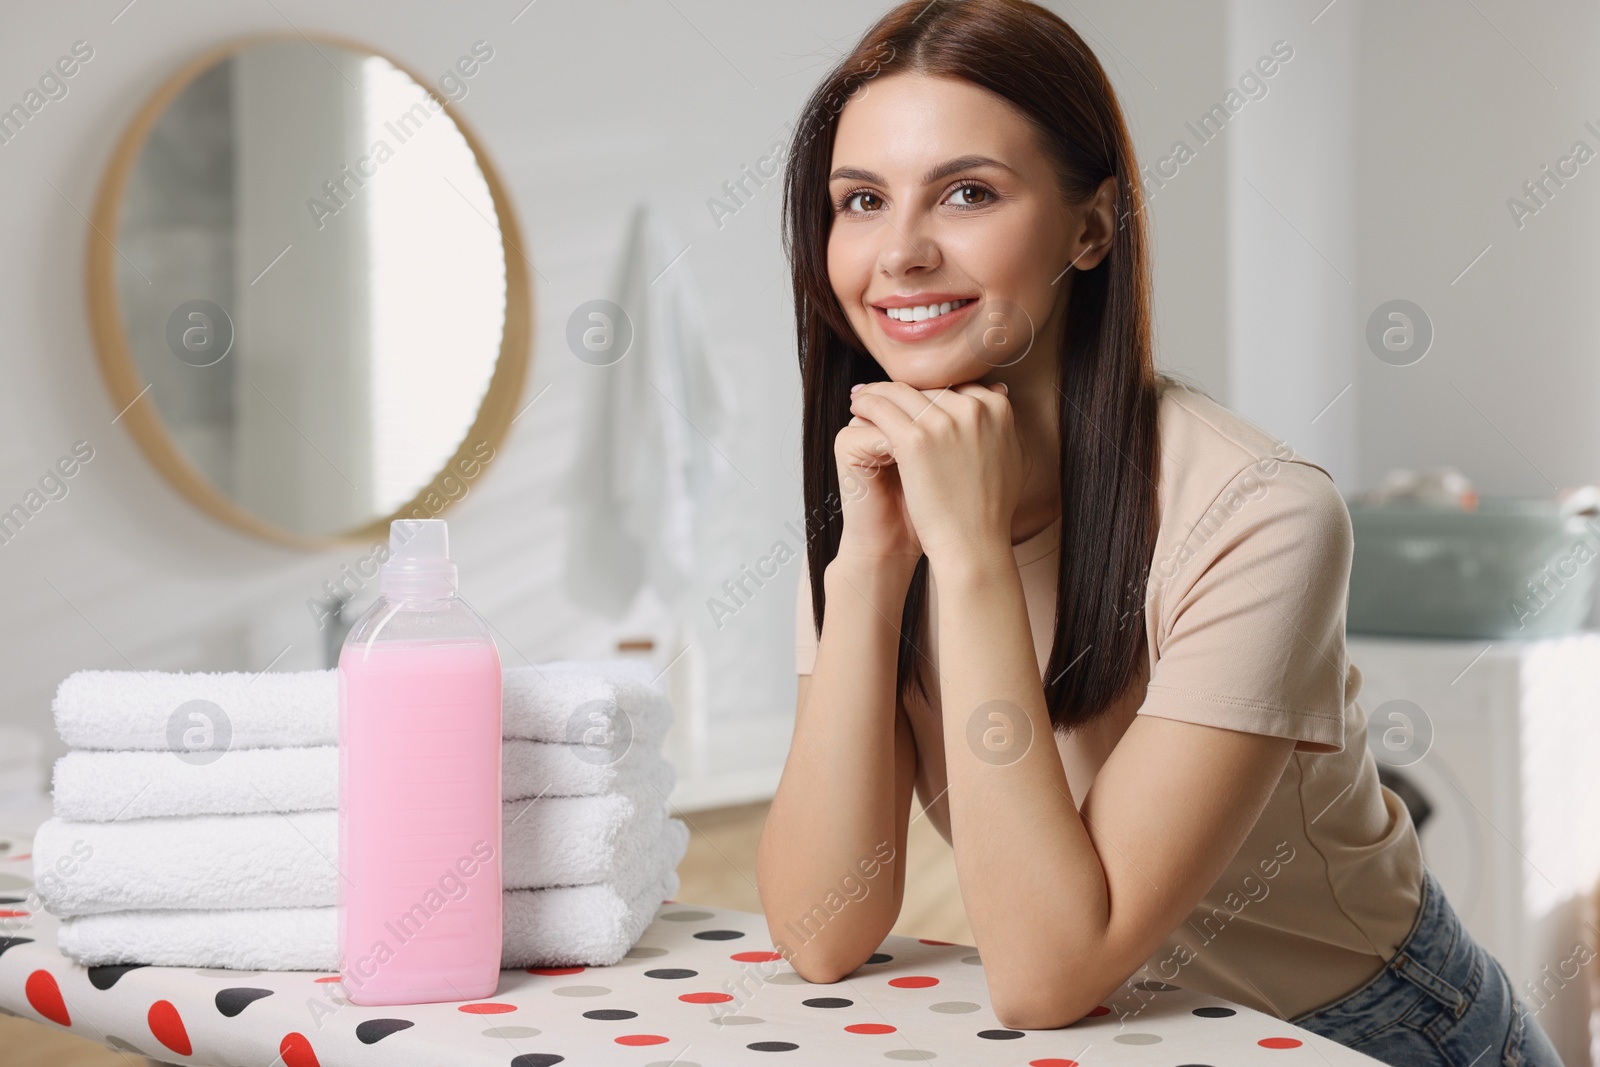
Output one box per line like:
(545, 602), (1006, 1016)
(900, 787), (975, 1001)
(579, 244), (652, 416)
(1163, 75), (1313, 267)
(785, 0), (1160, 733)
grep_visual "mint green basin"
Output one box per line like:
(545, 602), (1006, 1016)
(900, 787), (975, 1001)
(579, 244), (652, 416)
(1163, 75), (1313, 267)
(1346, 498), (1599, 639)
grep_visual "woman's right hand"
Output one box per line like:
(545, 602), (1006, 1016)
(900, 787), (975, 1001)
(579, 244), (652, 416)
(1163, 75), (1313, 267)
(833, 413), (922, 568)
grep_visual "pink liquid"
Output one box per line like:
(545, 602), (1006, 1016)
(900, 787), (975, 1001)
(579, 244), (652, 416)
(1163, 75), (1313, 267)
(338, 637), (503, 1004)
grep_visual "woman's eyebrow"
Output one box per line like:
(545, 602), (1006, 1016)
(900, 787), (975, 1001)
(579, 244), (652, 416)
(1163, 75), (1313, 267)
(828, 154), (1016, 186)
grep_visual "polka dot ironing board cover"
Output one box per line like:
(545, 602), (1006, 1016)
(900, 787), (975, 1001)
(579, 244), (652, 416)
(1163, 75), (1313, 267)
(0, 830), (1380, 1066)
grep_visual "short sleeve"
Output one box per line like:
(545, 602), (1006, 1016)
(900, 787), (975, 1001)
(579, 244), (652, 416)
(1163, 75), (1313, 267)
(795, 552), (818, 675)
(1140, 461), (1351, 755)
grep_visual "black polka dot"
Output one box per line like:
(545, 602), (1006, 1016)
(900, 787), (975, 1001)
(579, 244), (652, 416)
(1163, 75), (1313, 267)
(801, 997), (853, 1008)
(692, 929), (745, 940)
(977, 1029), (1025, 1039)
(865, 953), (893, 964)
(356, 1018), (414, 1043)
(1192, 1006), (1236, 1018)
(644, 968), (698, 979)
(87, 964), (147, 991)
(0, 896), (26, 904)
(581, 1008), (638, 1020)
(0, 937), (33, 961)
(215, 987), (274, 1017)
(510, 1056), (565, 1067)
(747, 1041), (799, 1051)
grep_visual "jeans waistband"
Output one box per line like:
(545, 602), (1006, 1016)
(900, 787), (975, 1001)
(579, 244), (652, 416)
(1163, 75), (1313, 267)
(1289, 865), (1444, 1025)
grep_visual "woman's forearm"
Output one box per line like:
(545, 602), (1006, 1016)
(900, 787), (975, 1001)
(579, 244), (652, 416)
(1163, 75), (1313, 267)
(758, 555), (916, 981)
(932, 545), (1110, 1022)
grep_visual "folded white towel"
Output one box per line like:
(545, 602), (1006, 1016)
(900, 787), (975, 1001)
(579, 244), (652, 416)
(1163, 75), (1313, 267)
(34, 761), (679, 917)
(52, 737), (660, 822)
(53, 658), (671, 751)
(56, 851), (684, 970)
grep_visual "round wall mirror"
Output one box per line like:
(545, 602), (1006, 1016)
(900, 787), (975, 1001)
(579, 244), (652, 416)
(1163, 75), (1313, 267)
(86, 32), (532, 547)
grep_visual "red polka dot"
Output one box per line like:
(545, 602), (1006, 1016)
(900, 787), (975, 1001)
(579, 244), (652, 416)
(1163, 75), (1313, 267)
(313, 976), (341, 983)
(846, 1023), (897, 1034)
(1086, 1005), (1112, 1016)
(25, 970), (69, 1027)
(527, 966), (585, 976)
(888, 976), (939, 988)
(918, 938), (954, 945)
(679, 992), (733, 1004)
(1029, 1060), (1080, 1066)
(8, 853), (31, 862)
(1260, 1036), (1304, 1049)
(148, 1000), (192, 1056)
(281, 1032), (320, 1067)
(458, 1002), (517, 1014)
(616, 1034), (670, 1045)
(0, 909), (29, 918)
(731, 950), (783, 962)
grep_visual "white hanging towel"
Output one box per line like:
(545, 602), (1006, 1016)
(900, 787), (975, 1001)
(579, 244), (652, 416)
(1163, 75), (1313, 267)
(560, 201), (732, 619)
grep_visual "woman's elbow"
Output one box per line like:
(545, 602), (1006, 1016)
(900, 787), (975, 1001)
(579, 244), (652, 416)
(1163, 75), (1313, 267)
(790, 957), (853, 986)
(781, 944), (870, 986)
(989, 977), (1099, 1031)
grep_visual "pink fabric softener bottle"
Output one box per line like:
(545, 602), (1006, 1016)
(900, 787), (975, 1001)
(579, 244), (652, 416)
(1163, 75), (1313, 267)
(338, 518), (503, 1005)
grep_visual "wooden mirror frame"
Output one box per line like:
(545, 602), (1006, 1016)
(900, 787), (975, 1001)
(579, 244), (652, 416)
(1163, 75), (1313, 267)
(86, 30), (533, 550)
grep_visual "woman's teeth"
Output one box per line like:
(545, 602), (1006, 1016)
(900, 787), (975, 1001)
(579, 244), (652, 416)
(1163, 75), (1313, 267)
(885, 298), (974, 322)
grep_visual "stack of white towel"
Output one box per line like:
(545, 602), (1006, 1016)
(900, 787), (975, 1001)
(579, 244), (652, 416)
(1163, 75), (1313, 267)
(32, 658), (689, 972)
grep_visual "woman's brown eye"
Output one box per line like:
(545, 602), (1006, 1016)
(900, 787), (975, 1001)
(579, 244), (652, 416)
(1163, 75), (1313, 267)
(951, 184), (989, 206)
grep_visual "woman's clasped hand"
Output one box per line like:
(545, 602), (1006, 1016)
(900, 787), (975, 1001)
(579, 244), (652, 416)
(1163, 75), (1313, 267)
(838, 379), (1030, 568)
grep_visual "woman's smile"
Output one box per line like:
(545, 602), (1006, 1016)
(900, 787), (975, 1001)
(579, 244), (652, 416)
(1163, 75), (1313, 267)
(871, 294), (981, 342)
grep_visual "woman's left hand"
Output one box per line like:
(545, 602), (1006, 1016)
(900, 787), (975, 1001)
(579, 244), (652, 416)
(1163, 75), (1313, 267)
(847, 380), (1030, 568)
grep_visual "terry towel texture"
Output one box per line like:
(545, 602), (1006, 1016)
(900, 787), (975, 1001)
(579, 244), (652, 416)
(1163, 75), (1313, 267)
(56, 866), (684, 970)
(34, 762), (680, 916)
(52, 735), (660, 821)
(41, 657), (688, 970)
(53, 659), (671, 750)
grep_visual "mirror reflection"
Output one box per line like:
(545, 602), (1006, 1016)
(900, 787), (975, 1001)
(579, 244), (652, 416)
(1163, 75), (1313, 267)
(112, 40), (507, 539)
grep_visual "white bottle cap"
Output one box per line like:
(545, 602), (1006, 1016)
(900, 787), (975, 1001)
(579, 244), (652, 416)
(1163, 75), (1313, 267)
(380, 519), (459, 598)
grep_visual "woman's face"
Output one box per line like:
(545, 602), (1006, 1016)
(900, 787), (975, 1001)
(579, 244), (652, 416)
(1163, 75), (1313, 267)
(826, 73), (1111, 391)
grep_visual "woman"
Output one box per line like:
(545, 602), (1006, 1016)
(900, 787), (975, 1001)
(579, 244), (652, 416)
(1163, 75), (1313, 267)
(754, 2), (1563, 1064)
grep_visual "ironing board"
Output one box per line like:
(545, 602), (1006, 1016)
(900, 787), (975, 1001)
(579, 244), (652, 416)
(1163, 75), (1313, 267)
(0, 826), (1380, 1066)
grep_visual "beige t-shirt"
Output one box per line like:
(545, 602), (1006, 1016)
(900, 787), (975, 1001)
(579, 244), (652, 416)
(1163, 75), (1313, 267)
(793, 378), (1425, 1021)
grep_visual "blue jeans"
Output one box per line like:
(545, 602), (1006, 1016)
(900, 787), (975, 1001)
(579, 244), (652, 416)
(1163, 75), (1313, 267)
(1289, 867), (1563, 1066)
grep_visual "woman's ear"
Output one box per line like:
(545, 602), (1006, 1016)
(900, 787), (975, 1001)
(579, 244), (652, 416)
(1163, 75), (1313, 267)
(1068, 175), (1118, 272)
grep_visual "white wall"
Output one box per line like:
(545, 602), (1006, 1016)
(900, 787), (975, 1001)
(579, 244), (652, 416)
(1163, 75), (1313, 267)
(0, 0), (835, 779)
(1351, 0), (1600, 497)
(6, 1), (1594, 792)
(0, 0), (1243, 785)
(1228, 0), (1358, 485)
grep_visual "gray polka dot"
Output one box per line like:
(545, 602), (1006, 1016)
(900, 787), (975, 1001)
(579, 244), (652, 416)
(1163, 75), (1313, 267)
(660, 909), (715, 922)
(960, 955), (982, 966)
(710, 1014), (765, 1026)
(625, 946), (669, 958)
(552, 985), (612, 997)
(482, 1025), (542, 1038)
(196, 969), (262, 978)
(765, 972), (810, 985)
(1132, 980), (1178, 992)
(885, 1051), (938, 1061)
(928, 1001), (981, 1013)
(1113, 1032), (1162, 1045)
